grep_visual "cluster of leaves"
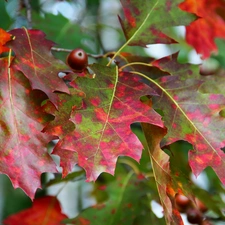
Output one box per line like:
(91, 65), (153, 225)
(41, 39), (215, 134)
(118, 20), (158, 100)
(1, 0), (225, 224)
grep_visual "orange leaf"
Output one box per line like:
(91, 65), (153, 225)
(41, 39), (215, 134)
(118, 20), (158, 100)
(0, 28), (12, 54)
(3, 196), (67, 225)
(180, 0), (225, 58)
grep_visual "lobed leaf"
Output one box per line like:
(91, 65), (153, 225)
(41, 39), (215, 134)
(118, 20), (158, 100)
(124, 53), (225, 196)
(142, 124), (188, 225)
(147, 75), (225, 185)
(119, 0), (195, 46)
(179, 0), (225, 58)
(53, 64), (164, 181)
(151, 52), (200, 79)
(0, 57), (57, 199)
(7, 28), (69, 107)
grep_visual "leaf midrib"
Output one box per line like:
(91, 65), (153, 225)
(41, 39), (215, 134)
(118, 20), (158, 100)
(107, 0), (159, 65)
(95, 67), (119, 156)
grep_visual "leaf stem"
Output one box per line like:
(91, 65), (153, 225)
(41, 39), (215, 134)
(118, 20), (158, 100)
(22, 0), (32, 29)
(145, 172), (154, 178)
(118, 158), (140, 175)
(106, 42), (130, 66)
(119, 62), (153, 71)
(129, 71), (161, 89)
(51, 47), (72, 53)
(55, 181), (69, 197)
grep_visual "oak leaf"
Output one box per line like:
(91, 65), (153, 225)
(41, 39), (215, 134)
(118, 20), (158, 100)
(148, 75), (225, 185)
(119, 0), (195, 46)
(0, 57), (57, 199)
(142, 123), (184, 225)
(53, 64), (164, 181)
(179, 0), (225, 58)
(7, 28), (69, 107)
(131, 54), (225, 191)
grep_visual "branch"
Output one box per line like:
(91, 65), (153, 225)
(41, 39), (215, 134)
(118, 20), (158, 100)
(22, 0), (32, 29)
(51, 47), (115, 59)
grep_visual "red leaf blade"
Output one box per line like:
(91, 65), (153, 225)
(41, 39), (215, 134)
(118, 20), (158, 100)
(3, 196), (67, 225)
(43, 88), (84, 138)
(0, 57), (56, 199)
(119, 0), (195, 46)
(142, 123), (184, 225)
(150, 74), (225, 185)
(8, 28), (69, 106)
(53, 64), (164, 181)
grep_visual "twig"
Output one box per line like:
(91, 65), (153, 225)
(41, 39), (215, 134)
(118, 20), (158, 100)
(51, 47), (72, 53)
(23, 0), (32, 29)
(96, 4), (107, 54)
(205, 216), (225, 222)
(51, 47), (115, 59)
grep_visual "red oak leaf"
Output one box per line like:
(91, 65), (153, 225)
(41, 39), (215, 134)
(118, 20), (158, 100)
(179, 0), (225, 58)
(3, 196), (67, 225)
(0, 28), (12, 53)
(7, 28), (69, 107)
(0, 57), (57, 199)
(142, 123), (184, 225)
(119, 0), (195, 46)
(53, 64), (164, 181)
(148, 75), (225, 185)
(137, 54), (225, 186)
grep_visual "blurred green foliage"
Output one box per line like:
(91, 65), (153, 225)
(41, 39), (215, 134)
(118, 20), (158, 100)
(0, 1), (12, 30)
